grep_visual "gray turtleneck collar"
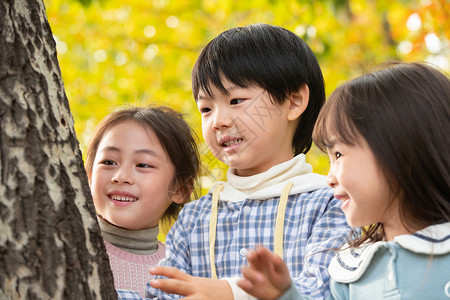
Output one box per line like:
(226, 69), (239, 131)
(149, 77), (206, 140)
(98, 216), (159, 255)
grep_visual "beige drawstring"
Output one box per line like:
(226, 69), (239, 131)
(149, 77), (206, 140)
(209, 182), (294, 278)
(209, 183), (224, 279)
(274, 182), (294, 259)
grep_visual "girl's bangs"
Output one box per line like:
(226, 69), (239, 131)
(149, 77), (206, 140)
(313, 86), (360, 151)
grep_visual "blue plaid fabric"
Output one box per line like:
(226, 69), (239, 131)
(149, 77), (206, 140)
(144, 187), (351, 300)
(117, 289), (149, 299)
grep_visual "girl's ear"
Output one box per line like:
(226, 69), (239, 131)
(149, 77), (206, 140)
(87, 172), (92, 186)
(170, 184), (190, 205)
(287, 84), (309, 121)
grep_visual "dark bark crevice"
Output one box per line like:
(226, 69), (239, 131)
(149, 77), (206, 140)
(0, 1), (116, 299)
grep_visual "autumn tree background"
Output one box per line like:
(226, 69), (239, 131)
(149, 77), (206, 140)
(1, 1), (446, 298)
(45, 0), (448, 235)
(44, 0), (449, 188)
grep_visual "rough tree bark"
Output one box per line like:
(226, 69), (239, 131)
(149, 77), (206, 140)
(0, 1), (116, 299)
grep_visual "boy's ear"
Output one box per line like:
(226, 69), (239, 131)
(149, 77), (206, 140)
(287, 84), (309, 121)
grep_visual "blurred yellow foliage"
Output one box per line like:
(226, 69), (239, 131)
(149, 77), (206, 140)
(44, 0), (449, 239)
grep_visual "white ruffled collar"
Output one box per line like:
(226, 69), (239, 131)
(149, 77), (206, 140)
(329, 222), (450, 283)
(208, 154), (327, 202)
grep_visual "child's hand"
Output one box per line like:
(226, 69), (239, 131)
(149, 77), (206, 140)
(149, 266), (233, 300)
(238, 246), (292, 300)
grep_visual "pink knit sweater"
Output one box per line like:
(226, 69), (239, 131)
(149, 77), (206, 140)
(104, 240), (166, 297)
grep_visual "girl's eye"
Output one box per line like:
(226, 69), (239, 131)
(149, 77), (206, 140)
(101, 160), (116, 166)
(137, 163), (153, 168)
(335, 152), (342, 159)
(230, 98), (245, 105)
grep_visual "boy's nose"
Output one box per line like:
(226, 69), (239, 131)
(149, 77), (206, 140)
(212, 110), (233, 130)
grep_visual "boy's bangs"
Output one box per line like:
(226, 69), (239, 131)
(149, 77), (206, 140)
(193, 57), (224, 99)
(313, 87), (360, 151)
(192, 32), (255, 100)
(193, 51), (258, 100)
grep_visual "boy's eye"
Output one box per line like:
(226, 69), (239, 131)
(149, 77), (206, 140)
(101, 160), (116, 166)
(230, 98), (244, 105)
(200, 107), (211, 114)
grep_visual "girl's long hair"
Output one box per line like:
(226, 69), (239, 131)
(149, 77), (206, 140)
(313, 62), (450, 246)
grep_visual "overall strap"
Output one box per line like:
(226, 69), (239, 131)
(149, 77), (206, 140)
(209, 182), (293, 278)
(274, 182), (294, 258)
(209, 183), (224, 279)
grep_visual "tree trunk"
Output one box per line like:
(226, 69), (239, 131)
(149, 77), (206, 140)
(0, 0), (116, 299)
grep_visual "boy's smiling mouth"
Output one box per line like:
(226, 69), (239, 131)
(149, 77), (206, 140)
(219, 136), (244, 149)
(222, 138), (243, 147)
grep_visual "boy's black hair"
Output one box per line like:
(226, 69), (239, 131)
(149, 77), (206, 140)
(192, 23), (325, 155)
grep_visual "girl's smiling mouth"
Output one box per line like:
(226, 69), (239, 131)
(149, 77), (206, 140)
(108, 191), (138, 204)
(109, 195), (138, 202)
(333, 193), (350, 210)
